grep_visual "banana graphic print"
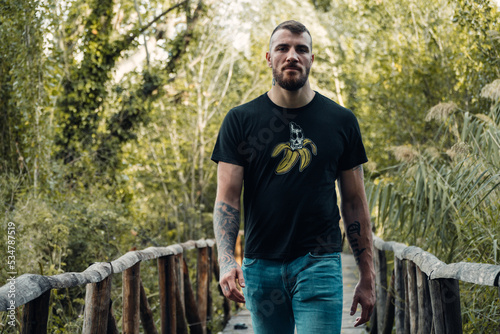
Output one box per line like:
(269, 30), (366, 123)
(271, 122), (317, 174)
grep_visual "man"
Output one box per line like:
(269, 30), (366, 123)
(211, 20), (375, 333)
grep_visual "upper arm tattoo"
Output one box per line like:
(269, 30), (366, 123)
(351, 165), (362, 172)
(352, 165), (364, 181)
(213, 201), (240, 275)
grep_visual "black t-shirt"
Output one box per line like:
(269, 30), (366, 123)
(211, 92), (368, 260)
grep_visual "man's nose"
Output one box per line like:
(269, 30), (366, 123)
(286, 49), (299, 62)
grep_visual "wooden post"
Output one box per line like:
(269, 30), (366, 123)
(369, 307), (378, 334)
(381, 271), (395, 334)
(175, 286), (188, 334)
(394, 257), (405, 333)
(207, 246), (213, 334)
(197, 247), (209, 333)
(416, 267), (432, 333)
(21, 289), (51, 334)
(235, 233), (243, 267)
(403, 260), (410, 333)
(429, 278), (462, 334)
(175, 254), (188, 334)
(107, 299), (120, 334)
(123, 262), (141, 334)
(183, 258), (204, 334)
(235, 232), (244, 310)
(158, 255), (177, 334)
(176, 254), (185, 316)
(407, 261), (418, 334)
(139, 280), (159, 334)
(375, 248), (387, 333)
(83, 275), (112, 334)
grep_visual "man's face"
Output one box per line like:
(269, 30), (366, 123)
(266, 29), (314, 91)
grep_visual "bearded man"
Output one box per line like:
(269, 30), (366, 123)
(211, 20), (375, 334)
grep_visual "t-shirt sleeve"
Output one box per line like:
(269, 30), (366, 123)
(211, 109), (247, 166)
(338, 112), (368, 171)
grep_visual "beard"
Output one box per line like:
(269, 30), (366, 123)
(273, 65), (310, 91)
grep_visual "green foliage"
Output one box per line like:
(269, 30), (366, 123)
(366, 95), (500, 330)
(1, 0), (500, 331)
(96, 71), (163, 174)
(311, 0), (500, 170)
(0, 0), (50, 183)
(121, 10), (255, 243)
(55, 0), (117, 164)
(454, 0), (500, 70)
(367, 96), (500, 257)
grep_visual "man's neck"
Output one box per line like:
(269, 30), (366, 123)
(267, 82), (315, 109)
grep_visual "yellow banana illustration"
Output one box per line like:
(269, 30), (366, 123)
(298, 147), (312, 171)
(303, 138), (317, 155)
(271, 122), (317, 174)
(271, 143), (290, 157)
(275, 147), (300, 174)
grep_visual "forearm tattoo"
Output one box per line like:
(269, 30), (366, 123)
(346, 221), (366, 265)
(213, 201), (240, 277)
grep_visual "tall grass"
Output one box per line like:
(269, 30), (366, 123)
(366, 82), (500, 332)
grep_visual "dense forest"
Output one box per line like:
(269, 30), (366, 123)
(1, 0), (499, 332)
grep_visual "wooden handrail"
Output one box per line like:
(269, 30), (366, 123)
(0, 239), (214, 311)
(373, 235), (500, 286)
(371, 234), (500, 334)
(0, 238), (219, 334)
(9, 232), (498, 333)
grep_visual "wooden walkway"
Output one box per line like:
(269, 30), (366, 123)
(220, 252), (367, 334)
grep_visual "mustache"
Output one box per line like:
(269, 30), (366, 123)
(283, 65), (301, 70)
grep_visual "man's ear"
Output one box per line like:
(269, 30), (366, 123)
(266, 51), (272, 68)
(311, 53), (315, 63)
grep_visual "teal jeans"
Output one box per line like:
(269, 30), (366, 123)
(242, 252), (343, 334)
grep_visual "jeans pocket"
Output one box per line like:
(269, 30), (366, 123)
(242, 257), (258, 268)
(307, 252), (340, 260)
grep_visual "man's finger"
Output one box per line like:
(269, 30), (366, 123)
(350, 296), (359, 316)
(230, 289), (245, 303)
(226, 281), (245, 303)
(223, 274), (245, 303)
(237, 268), (246, 287)
(354, 315), (369, 327)
(354, 305), (372, 327)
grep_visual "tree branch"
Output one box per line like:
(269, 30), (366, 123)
(138, 1), (188, 37)
(113, 1), (188, 55)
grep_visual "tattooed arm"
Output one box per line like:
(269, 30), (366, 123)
(214, 161), (245, 303)
(338, 165), (375, 327)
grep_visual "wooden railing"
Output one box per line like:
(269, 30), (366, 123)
(371, 235), (500, 334)
(0, 238), (236, 334)
(5, 232), (499, 333)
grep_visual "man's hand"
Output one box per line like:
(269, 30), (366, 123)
(213, 163), (245, 303)
(350, 277), (375, 327)
(219, 259), (246, 303)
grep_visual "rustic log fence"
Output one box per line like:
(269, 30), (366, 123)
(371, 235), (500, 334)
(0, 238), (241, 334)
(3, 231), (499, 333)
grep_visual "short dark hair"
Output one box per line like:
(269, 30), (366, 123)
(269, 20), (312, 51)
